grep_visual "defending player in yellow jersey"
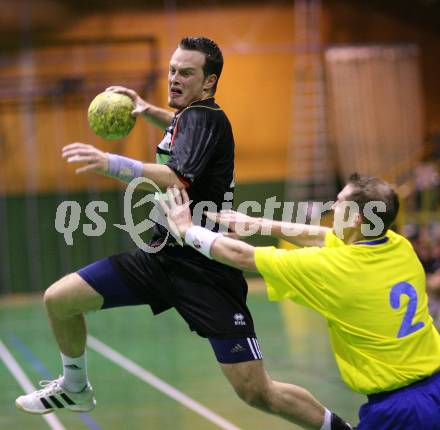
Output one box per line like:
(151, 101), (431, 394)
(258, 225), (440, 396)
(162, 173), (440, 430)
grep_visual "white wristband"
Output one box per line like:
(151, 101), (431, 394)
(320, 408), (332, 430)
(185, 226), (221, 259)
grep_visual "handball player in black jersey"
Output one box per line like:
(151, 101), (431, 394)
(15, 36), (351, 430)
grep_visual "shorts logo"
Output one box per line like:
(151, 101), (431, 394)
(233, 313), (246, 326)
(230, 344), (246, 353)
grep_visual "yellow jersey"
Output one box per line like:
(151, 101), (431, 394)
(254, 230), (440, 394)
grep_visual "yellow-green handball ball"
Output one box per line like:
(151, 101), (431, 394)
(87, 91), (136, 140)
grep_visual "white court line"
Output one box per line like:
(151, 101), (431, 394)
(0, 340), (66, 430)
(87, 335), (242, 430)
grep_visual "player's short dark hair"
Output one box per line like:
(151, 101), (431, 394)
(346, 173), (399, 237)
(179, 36), (223, 94)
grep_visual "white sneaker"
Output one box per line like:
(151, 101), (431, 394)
(16, 377), (96, 415)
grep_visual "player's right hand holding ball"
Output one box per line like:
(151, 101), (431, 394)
(106, 86), (150, 117)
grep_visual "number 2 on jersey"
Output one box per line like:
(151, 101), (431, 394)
(389, 282), (425, 338)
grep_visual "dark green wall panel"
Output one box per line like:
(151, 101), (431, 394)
(0, 181), (285, 294)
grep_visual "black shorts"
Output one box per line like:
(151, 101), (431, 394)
(78, 245), (256, 340)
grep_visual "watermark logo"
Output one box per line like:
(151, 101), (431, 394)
(54, 177), (185, 253)
(54, 177), (387, 251)
(113, 177), (183, 253)
(55, 200), (108, 246)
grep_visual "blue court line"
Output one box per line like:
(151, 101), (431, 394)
(6, 333), (102, 430)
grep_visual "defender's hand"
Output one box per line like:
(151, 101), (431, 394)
(159, 186), (193, 238)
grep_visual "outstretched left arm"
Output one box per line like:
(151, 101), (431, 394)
(210, 235), (257, 272)
(160, 187), (258, 272)
(62, 143), (186, 190)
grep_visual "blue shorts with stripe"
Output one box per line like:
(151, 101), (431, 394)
(77, 246), (263, 364)
(357, 371), (440, 430)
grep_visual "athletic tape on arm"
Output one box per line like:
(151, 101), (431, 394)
(107, 153), (144, 183)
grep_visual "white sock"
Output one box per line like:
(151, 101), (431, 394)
(320, 408), (332, 430)
(60, 351), (88, 393)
